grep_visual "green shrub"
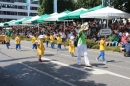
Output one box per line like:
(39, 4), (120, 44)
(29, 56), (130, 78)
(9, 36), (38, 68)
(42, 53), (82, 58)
(91, 44), (121, 52)
(86, 39), (97, 48)
(92, 44), (99, 49)
(11, 35), (16, 39)
(105, 46), (120, 52)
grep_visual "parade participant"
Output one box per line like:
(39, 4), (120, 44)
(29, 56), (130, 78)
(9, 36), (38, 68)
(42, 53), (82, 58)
(15, 34), (21, 51)
(36, 35), (45, 62)
(4, 33), (10, 49)
(56, 34), (62, 51)
(50, 33), (55, 49)
(69, 35), (75, 57)
(45, 34), (50, 47)
(77, 22), (91, 67)
(31, 34), (37, 50)
(96, 36), (107, 64)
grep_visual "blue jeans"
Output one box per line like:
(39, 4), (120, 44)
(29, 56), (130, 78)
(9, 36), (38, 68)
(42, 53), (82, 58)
(46, 41), (48, 47)
(97, 51), (105, 61)
(57, 44), (61, 49)
(51, 42), (54, 48)
(6, 42), (10, 48)
(16, 44), (21, 50)
(112, 41), (118, 46)
(32, 44), (37, 49)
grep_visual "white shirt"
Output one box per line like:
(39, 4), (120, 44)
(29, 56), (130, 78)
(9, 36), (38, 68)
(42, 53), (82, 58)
(126, 32), (129, 36)
(61, 33), (66, 38)
(119, 32), (122, 37)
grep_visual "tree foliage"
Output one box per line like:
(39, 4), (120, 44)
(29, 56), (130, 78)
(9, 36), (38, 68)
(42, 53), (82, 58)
(38, 0), (130, 15)
(38, 0), (75, 15)
(109, 0), (130, 13)
(75, 0), (102, 9)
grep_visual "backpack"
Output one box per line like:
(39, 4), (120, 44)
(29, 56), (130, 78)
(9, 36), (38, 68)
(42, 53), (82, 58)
(74, 33), (82, 47)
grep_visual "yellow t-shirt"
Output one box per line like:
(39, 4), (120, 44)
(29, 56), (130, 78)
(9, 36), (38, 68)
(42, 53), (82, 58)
(4, 36), (10, 42)
(50, 35), (55, 43)
(15, 36), (21, 44)
(45, 35), (49, 41)
(100, 39), (105, 50)
(31, 36), (37, 44)
(57, 37), (62, 44)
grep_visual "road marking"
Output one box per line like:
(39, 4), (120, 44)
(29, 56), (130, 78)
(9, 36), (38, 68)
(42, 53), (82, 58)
(20, 62), (77, 86)
(41, 57), (130, 80)
(9, 45), (130, 70)
(22, 46), (130, 69)
(21, 45), (130, 80)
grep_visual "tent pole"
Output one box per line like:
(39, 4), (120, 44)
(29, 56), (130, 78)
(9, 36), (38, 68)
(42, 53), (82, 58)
(38, 23), (39, 31)
(64, 21), (65, 30)
(107, 18), (108, 29)
(82, 19), (83, 24)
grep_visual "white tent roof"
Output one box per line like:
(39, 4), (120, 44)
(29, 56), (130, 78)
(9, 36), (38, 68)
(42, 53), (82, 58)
(22, 16), (40, 24)
(0, 23), (4, 27)
(50, 12), (58, 16)
(80, 6), (130, 19)
(44, 11), (70, 21)
(70, 8), (87, 13)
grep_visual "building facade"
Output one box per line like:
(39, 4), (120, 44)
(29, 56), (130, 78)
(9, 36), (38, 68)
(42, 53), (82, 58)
(0, 0), (38, 22)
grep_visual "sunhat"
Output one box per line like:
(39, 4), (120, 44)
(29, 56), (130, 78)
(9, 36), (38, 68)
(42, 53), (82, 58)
(81, 22), (89, 30)
(70, 36), (75, 39)
(38, 35), (44, 38)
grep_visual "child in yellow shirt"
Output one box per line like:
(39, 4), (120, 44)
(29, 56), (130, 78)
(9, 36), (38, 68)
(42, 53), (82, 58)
(57, 34), (62, 51)
(15, 34), (21, 51)
(31, 34), (37, 50)
(36, 35), (45, 62)
(50, 33), (55, 49)
(69, 36), (75, 57)
(4, 34), (10, 49)
(45, 34), (50, 47)
(96, 36), (107, 64)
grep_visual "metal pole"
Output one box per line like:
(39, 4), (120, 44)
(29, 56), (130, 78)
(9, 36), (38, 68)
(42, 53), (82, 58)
(54, 0), (57, 13)
(17, 5), (18, 19)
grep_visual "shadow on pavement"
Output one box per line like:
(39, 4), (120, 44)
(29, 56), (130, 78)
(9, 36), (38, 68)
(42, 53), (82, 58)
(0, 60), (107, 86)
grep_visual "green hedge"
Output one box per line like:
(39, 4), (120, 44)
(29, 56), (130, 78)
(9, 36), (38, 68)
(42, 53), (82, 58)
(92, 44), (120, 52)
(11, 36), (121, 52)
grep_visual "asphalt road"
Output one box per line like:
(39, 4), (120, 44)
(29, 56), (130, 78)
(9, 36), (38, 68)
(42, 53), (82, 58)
(0, 40), (130, 86)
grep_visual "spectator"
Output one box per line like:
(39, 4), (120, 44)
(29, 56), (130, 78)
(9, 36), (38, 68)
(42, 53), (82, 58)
(112, 34), (120, 46)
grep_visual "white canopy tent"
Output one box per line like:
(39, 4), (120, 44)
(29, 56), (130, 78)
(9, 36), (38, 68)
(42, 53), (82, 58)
(80, 6), (130, 28)
(22, 16), (40, 24)
(0, 23), (4, 27)
(44, 11), (71, 21)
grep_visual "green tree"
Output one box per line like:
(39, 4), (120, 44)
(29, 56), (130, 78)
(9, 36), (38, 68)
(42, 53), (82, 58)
(75, 0), (102, 9)
(110, 0), (130, 13)
(38, 0), (45, 15)
(38, 0), (75, 15)
(57, 0), (75, 12)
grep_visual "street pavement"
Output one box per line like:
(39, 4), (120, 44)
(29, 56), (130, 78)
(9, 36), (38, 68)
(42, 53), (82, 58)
(0, 40), (130, 86)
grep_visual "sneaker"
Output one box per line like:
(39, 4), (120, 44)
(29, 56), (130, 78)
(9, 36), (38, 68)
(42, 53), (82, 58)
(86, 64), (92, 67)
(39, 59), (42, 62)
(103, 60), (107, 64)
(96, 58), (99, 62)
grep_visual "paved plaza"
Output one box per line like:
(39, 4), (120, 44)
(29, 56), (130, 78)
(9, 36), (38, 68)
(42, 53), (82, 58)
(0, 40), (130, 86)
